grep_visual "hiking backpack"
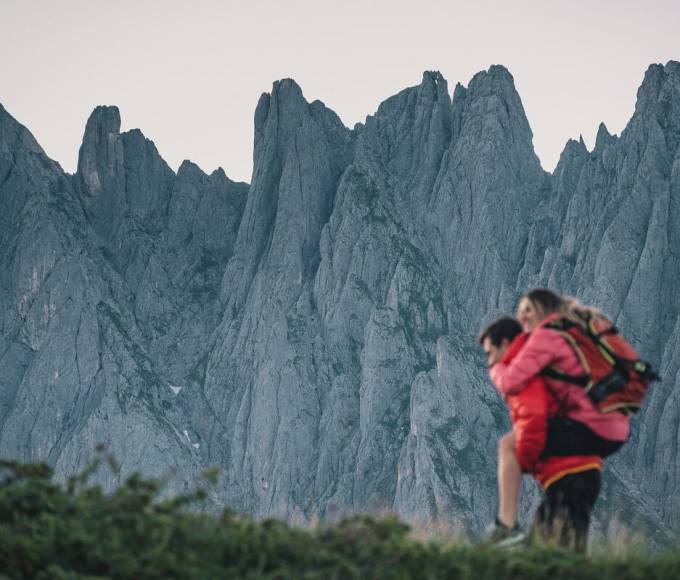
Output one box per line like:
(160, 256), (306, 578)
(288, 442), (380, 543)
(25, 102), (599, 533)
(541, 312), (659, 415)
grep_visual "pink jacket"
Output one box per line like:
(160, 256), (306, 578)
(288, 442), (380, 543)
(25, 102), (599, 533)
(489, 314), (630, 442)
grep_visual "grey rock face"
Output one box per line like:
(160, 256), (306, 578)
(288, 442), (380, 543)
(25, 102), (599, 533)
(1, 62), (679, 539)
(0, 103), (245, 496)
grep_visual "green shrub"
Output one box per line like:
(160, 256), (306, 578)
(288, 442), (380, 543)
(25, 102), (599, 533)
(0, 458), (677, 579)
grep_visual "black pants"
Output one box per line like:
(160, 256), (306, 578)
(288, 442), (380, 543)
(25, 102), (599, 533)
(531, 469), (601, 553)
(543, 418), (623, 458)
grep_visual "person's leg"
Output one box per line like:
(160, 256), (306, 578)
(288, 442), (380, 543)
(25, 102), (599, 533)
(530, 477), (564, 548)
(498, 431), (522, 527)
(530, 490), (556, 546)
(535, 470), (601, 552)
(564, 470), (601, 553)
(485, 432), (526, 546)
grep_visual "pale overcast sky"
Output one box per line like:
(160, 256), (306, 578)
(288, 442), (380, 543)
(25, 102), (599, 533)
(1, 0), (678, 183)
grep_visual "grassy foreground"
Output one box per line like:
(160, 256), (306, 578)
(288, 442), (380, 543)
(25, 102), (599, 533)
(0, 459), (677, 579)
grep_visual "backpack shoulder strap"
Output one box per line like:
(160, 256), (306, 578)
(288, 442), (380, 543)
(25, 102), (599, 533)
(542, 319), (593, 377)
(542, 366), (589, 386)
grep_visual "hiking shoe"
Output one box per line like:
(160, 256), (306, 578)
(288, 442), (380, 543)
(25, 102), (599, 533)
(483, 518), (527, 549)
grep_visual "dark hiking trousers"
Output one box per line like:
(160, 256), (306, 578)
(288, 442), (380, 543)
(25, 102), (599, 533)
(531, 469), (601, 553)
(543, 418), (623, 458)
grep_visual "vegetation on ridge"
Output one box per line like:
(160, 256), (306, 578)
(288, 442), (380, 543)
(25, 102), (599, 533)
(0, 456), (677, 579)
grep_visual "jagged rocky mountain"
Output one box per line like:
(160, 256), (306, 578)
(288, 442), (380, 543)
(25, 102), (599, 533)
(1, 61), (679, 538)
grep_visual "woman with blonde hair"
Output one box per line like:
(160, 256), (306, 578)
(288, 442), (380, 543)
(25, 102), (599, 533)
(484, 288), (629, 545)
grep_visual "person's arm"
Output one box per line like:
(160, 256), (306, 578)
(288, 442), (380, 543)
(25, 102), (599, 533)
(489, 327), (562, 396)
(513, 377), (548, 473)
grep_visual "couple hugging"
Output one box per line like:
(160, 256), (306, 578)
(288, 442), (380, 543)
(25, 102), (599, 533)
(478, 288), (657, 551)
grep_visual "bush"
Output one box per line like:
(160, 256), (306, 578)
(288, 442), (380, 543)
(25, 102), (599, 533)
(0, 458), (677, 579)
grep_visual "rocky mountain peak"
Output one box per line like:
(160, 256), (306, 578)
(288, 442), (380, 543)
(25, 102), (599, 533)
(222, 75), (354, 317)
(272, 77), (304, 98)
(356, 70), (450, 200)
(467, 64), (516, 98)
(451, 83), (468, 138)
(75, 105), (123, 204)
(177, 159), (205, 180)
(566, 136), (588, 157)
(636, 63), (672, 104)
(594, 122), (615, 154)
(454, 64), (539, 167)
(84, 105), (121, 139)
(211, 167), (228, 180)
(452, 82), (467, 103)
(0, 103), (44, 157)
(421, 70), (446, 89)
(253, 79), (307, 149)
(631, 62), (680, 149)
(553, 137), (588, 179)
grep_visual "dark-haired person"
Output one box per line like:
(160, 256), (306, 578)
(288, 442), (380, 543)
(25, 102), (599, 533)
(480, 317), (602, 551)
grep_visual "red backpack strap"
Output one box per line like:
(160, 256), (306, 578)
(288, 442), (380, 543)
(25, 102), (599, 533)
(541, 316), (592, 386)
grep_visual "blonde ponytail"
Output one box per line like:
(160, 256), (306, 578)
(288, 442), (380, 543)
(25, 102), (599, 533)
(559, 295), (603, 324)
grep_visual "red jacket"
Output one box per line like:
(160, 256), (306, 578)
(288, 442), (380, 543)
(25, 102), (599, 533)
(499, 333), (603, 489)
